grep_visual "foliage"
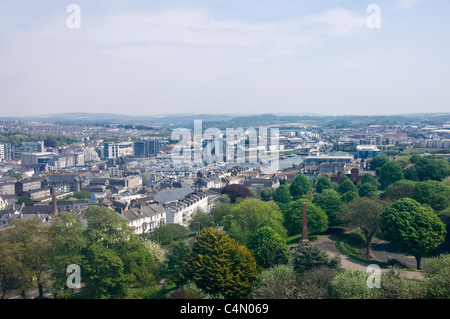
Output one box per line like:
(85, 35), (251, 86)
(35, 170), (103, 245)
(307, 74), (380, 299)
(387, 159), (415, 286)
(331, 269), (378, 299)
(180, 227), (259, 298)
(337, 176), (357, 195)
(188, 209), (213, 232)
(358, 183), (378, 198)
(1, 219), (53, 299)
(291, 243), (340, 274)
(360, 173), (378, 187)
(296, 266), (338, 299)
(273, 185), (291, 204)
(282, 200), (329, 236)
(405, 155), (450, 182)
(379, 268), (425, 299)
(315, 176), (332, 194)
(248, 226), (289, 269)
(313, 189), (342, 228)
(379, 161), (404, 190)
(381, 198), (447, 269)
(260, 187), (275, 201)
(211, 201), (234, 226)
(380, 179), (416, 202)
(149, 224), (188, 245)
(82, 243), (129, 299)
(249, 264), (301, 299)
(369, 155), (389, 176)
(257, 218), (288, 240)
(221, 184), (251, 203)
(411, 180), (450, 213)
(423, 254), (450, 299)
(289, 174), (312, 198)
(142, 240), (167, 264)
(49, 211), (87, 298)
(223, 198), (283, 246)
(340, 191), (359, 203)
(341, 198), (388, 257)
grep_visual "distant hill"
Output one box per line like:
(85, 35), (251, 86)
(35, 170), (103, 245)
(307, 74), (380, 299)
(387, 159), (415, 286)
(0, 112), (449, 129)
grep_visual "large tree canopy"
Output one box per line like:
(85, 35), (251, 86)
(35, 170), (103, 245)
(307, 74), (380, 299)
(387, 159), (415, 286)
(381, 198), (446, 269)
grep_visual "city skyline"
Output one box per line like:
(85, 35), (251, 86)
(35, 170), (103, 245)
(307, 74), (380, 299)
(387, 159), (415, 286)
(1, 1), (449, 117)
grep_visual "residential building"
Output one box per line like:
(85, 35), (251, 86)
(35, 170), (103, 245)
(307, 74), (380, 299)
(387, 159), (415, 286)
(0, 182), (15, 196)
(15, 178), (42, 195)
(165, 192), (209, 227)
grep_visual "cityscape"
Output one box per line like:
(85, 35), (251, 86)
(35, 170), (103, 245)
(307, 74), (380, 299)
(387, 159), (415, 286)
(0, 0), (450, 313)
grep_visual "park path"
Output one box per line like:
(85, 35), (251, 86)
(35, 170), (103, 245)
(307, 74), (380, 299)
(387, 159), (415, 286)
(311, 234), (425, 280)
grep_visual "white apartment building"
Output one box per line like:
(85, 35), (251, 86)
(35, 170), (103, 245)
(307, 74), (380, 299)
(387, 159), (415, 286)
(165, 192), (209, 227)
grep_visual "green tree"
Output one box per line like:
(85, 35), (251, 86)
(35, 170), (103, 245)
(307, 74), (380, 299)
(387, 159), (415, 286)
(406, 155), (450, 182)
(211, 202), (233, 226)
(342, 197), (388, 257)
(273, 185), (291, 204)
(114, 238), (156, 287)
(49, 211), (87, 298)
(83, 206), (134, 248)
(358, 183), (378, 198)
(379, 268), (425, 299)
(149, 224), (188, 245)
(223, 198), (283, 246)
(249, 264), (301, 299)
(370, 155), (389, 176)
(82, 243), (128, 299)
(289, 174), (312, 198)
(291, 243), (340, 274)
(0, 242), (24, 299)
(248, 226), (289, 269)
(315, 176), (332, 194)
(411, 180), (450, 213)
(180, 227), (259, 298)
(257, 218), (288, 240)
(379, 161), (405, 190)
(381, 198), (447, 269)
(260, 188), (275, 201)
(188, 209), (213, 232)
(312, 189), (342, 228)
(380, 179), (416, 202)
(424, 254), (450, 299)
(141, 172), (150, 185)
(337, 176), (357, 195)
(282, 200), (329, 236)
(3, 219), (53, 299)
(331, 269), (378, 299)
(340, 190), (359, 203)
(360, 173), (378, 187)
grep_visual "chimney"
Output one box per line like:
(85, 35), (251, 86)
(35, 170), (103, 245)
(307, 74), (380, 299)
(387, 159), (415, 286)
(301, 202), (310, 244)
(52, 188), (59, 217)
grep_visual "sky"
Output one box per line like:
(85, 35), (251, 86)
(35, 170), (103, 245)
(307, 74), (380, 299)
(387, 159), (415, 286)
(0, 0), (449, 117)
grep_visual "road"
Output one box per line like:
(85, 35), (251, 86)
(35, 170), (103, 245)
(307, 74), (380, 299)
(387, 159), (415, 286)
(311, 234), (425, 280)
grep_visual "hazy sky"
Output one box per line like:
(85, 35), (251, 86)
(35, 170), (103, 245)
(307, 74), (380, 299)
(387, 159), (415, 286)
(0, 0), (449, 117)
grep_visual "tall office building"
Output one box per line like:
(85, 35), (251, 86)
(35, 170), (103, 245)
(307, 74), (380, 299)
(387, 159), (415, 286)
(134, 139), (160, 158)
(0, 143), (12, 161)
(104, 142), (134, 159)
(12, 141), (45, 160)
